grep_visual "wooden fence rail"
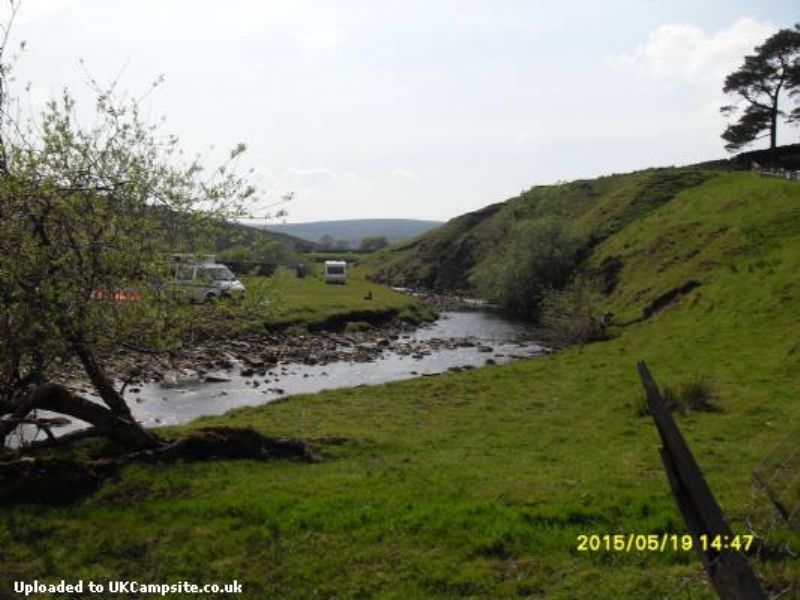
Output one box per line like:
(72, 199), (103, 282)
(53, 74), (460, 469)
(637, 361), (766, 600)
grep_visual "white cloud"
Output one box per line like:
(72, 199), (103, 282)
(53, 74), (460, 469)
(285, 168), (338, 186)
(296, 28), (346, 51)
(340, 171), (362, 185)
(12, 0), (80, 24)
(390, 168), (417, 180)
(608, 17), (776, 83)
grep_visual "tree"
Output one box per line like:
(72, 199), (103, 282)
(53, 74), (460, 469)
(471, 217), (584, 320)
(318, 234), (335, 249)
(720, 25), (800, 152)
(360, 236), (388, 252)
(0, 8), (257, 450)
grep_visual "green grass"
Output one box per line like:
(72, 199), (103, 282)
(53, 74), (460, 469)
(261, 267), (433, 330)
(160, 267), (431, 338)
(1, 172), (798, 598)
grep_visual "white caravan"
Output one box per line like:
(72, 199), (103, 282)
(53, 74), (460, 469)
(323, 260), (347, 284)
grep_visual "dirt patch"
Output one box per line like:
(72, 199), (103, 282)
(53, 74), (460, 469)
(0, 457), (113, 505)
(153, 427), (310, 463)
(596, 255), (624, 294)
(642, 280), (702, 320)
(0, 426), (313, 505)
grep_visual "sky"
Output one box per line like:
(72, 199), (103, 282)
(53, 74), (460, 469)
(6, 1), (800, 223)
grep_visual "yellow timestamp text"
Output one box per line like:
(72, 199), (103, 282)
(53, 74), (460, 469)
(576, 533), (755, 553)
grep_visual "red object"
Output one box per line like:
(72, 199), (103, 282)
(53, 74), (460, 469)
(91, 288), (143, 303)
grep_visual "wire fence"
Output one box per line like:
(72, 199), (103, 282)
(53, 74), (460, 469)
(742, 427), (800, 598)
(751, 428), (800, 534)
(755, 167), (800, 181)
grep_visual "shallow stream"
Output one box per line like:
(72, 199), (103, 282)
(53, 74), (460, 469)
(24, 311), (545, 441)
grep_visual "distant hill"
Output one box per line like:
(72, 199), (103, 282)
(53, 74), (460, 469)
(231, 224), (318, 254)
(145, 207), (318, 260)
(209, 220), (318, 254)
(263, 219), (443, 249)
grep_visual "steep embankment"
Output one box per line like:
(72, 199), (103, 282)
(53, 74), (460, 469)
(370, 167), (714, 292)
(373, 148), (800, 303)
(1, 172), (798, 598)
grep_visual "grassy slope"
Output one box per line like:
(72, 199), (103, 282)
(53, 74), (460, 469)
(261, 267), (427, 329)
(369, 167), (712, 291)
(172, 267), (429, 338)
(2, 173), (799, 599)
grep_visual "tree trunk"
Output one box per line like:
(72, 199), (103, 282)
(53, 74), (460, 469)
(1, 383), (160, 450)
(770, 118), (777, 150)
(769, 98), (778, 150)
(70, 335), (133, 419)
(770, 80), (784, 151)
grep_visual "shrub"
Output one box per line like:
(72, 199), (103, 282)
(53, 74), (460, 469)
(540, 276), (606, 344)
(679, 378), (722, 413)
(636, 377), (721, 416)
(470, 217), (584, 320)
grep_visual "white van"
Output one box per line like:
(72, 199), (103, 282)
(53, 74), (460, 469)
(323, 260), (347, 284)
(168, 255), (246, 303)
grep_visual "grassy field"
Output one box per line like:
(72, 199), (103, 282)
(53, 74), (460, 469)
(162, 266), (433, 339)
(1, 173), (798, 598)
(259, 267), (432, 330)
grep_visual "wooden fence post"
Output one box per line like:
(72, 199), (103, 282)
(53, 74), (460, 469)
(637, 360), (766, 599)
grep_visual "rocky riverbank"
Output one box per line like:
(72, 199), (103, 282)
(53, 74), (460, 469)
(59, 317), (541, 395)
(393, 288), (492, 312)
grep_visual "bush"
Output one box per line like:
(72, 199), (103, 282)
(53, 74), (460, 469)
(540, 276), (606, 344)
(470, 217), (584, 320)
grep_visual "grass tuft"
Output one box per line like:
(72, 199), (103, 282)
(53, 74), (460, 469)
(636, 377), (721, 417)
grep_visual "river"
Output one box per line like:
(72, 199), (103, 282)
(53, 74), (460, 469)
(17, 310), (545, 442)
